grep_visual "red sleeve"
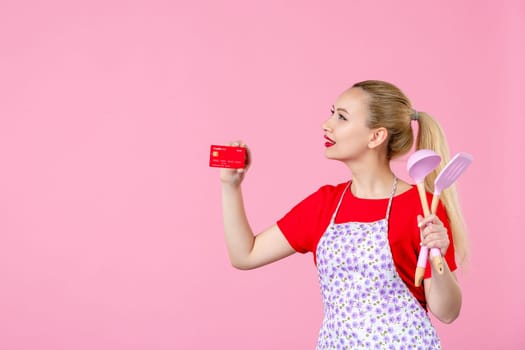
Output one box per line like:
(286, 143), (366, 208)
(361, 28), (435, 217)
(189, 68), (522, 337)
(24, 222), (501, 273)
(276, 185), (339, 254)
(424, 200), (458, 279)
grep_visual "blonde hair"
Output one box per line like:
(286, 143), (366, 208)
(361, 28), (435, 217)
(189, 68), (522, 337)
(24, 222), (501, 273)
(352, 80), (468, 265)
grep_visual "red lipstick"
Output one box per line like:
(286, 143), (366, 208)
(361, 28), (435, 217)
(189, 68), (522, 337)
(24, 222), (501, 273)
(324, 135), (335, 147)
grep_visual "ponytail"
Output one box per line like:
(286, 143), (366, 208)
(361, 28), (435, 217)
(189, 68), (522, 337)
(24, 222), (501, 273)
(416, 112), (469, 265)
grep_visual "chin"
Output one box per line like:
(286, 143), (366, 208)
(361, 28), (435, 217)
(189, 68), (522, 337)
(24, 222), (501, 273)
(324, 149), (335, 159)
(324, 151), (341, 161)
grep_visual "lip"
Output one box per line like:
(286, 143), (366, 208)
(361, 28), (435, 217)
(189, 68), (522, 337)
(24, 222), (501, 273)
(324, 135), (335, 147)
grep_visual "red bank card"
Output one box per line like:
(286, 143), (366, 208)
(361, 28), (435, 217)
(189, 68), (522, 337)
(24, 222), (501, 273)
(209, 145), (247, 169)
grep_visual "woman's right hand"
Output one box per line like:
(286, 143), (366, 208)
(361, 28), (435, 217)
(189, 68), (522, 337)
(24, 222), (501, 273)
(219, 141), (251, 187)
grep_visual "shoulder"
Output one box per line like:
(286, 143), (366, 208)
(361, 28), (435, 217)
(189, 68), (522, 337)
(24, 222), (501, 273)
(302, 181), (350, 207)
(277, 181), (350, 254)
(280, 181), (350, 219)
(315, 181), (350, 198)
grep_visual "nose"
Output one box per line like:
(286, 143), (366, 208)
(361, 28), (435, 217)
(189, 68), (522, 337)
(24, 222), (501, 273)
(322, 117), (332, 133)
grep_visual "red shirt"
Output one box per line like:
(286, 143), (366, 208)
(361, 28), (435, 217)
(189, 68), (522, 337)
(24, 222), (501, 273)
(276, 181), (457, 310)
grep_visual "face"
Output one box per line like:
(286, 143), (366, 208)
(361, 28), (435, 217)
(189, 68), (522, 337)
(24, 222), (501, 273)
(322, 87), (374, 162)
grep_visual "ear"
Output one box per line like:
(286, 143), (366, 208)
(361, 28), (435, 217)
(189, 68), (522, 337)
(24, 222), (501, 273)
(367, 127), (389, 149)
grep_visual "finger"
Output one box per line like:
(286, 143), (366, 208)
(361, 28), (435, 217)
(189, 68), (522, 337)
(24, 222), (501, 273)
(418, 214), (442, 228)
(423, 232), (449, 247)
(424, 237), (449, 255)
(423, 224), (447, 239)
(423, 223), (441, 235)
(423, 231), (446, 243)
(422, 224), (434, 237)
(227, 141), (250, 170)
(242, 144), (251, 168)
(245, 151), (251, 168)
(429, 214), (444, 225)
(420, 214), (436, 227)
(417, 215), (430, 228)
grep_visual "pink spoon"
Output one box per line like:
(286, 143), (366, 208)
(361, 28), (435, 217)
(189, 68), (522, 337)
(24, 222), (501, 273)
(407, 149), (442, 287)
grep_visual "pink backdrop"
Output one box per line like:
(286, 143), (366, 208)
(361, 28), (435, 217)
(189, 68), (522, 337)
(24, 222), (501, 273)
(1, 0), (523, 349)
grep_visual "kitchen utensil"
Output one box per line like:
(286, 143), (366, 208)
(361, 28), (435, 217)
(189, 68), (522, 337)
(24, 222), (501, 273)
(407, 149), (442, 286)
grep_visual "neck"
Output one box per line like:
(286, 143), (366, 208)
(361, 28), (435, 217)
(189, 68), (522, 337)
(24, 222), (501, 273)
(345, 157), (395, 199)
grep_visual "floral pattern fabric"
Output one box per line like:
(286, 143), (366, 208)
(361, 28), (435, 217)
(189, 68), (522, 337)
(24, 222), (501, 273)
(315, 180), (441, 350)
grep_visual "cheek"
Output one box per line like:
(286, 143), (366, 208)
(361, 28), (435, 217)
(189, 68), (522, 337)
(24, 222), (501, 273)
(337, 127), (368, 147)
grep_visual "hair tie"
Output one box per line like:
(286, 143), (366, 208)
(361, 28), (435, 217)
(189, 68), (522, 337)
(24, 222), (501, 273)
(411, 110), (419, 121)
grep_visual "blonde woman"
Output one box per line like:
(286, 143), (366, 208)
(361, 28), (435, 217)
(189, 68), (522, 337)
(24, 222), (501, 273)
(220, 80), (467, 349)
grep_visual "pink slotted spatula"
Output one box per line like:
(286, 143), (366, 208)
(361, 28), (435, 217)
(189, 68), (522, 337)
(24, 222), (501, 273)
(430, 152), (473, 214)
(424, 152), (473, 283)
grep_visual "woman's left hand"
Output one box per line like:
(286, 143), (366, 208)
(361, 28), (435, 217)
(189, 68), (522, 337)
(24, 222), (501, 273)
(418, 214), (450, 256)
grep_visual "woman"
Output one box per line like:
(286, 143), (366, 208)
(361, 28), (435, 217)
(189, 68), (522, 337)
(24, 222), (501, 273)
(220, 80), (467, 349)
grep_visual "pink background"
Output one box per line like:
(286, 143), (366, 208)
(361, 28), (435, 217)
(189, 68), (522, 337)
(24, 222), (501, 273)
(1, 0), (523, 349)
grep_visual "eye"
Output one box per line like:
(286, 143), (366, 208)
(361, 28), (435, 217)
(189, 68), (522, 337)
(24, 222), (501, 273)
(338, 114), (347, 121)
(330, 108), (335, 115)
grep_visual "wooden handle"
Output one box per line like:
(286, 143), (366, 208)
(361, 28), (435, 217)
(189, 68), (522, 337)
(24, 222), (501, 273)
(415, 267), (425, 287)
(430, 193), (440, 215)
(416, 182), (430, 216)
(430, 255), (444, 274)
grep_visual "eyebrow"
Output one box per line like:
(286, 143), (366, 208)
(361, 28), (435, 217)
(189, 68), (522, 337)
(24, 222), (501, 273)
(332, 105), (350, 114)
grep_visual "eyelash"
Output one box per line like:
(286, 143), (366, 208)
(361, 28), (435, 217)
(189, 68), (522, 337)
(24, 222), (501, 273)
(330, 109), (347, 121)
